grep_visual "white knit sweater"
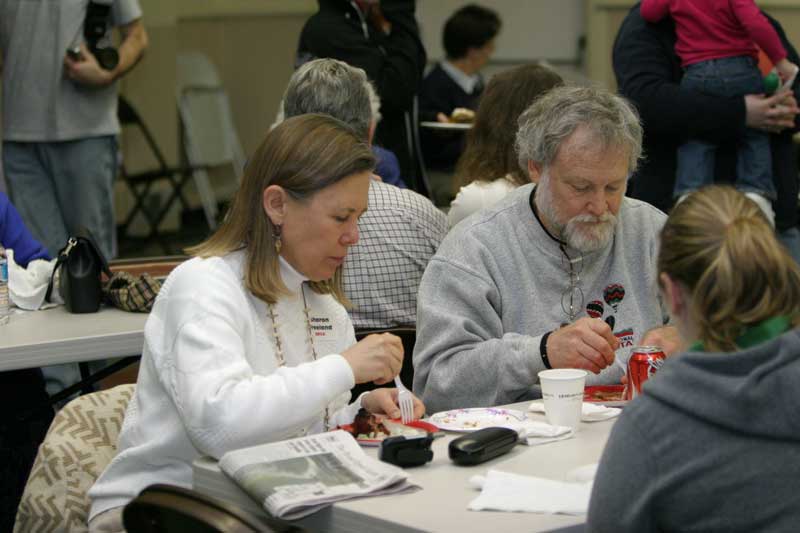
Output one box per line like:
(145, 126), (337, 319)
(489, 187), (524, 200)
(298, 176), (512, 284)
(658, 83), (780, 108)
(89, 251), (359, 519)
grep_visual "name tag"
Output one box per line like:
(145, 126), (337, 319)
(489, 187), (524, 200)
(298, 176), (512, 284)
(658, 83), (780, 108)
(309, 315), (337, 341)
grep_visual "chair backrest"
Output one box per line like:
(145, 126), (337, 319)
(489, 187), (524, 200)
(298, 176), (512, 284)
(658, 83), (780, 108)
(123, 484), (305, 533)
(351, 327), (416, 400)
(117, 96), (170, 173)
(175, 52), (246, 229)
(14, 384), (136, 533)
(176, 52), (246, 175)
(409, 96), (432, 198)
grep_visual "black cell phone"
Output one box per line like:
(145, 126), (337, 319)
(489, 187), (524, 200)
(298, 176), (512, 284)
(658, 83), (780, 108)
(66, 46), (83, 61)
(448, 427), (518, 466)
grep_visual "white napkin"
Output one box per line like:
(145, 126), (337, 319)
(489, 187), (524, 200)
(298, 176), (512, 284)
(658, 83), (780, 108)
(566, 463), (598, 484)
(505, 419), (573, 446)
(468, 469), (593, 515)
(6, 249), (60, 310)
(528, 400), (621, 422)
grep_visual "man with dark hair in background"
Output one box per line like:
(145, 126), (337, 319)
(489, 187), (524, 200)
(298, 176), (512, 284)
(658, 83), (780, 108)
(419, 4), (501, 173)
(297, 0), (427, 192)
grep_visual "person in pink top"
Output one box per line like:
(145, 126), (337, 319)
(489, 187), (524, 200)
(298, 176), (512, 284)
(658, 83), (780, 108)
(640, 0), (798, 224)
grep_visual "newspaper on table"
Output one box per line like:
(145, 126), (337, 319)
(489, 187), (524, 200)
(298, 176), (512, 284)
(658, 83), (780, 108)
(219, 430), (418, 520)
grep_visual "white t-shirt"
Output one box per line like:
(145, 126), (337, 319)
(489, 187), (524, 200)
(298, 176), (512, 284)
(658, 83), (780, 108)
(447, 176), (517, 228)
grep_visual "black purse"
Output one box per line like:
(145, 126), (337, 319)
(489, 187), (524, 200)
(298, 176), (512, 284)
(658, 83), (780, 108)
(47, 229), (112, 313)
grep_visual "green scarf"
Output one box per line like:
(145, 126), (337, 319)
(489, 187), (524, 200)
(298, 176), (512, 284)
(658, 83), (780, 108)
(688, 315), (792, 352)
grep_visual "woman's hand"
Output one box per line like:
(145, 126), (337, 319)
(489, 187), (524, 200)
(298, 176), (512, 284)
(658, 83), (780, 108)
(342, 333), (403, 384)
(362, 388), (425, 420)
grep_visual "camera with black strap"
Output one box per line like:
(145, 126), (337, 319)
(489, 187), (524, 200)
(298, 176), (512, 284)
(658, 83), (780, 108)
(67, 0), (119, 71)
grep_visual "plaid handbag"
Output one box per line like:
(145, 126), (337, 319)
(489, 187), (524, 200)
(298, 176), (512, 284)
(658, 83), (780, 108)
(104, 272), (162, 312)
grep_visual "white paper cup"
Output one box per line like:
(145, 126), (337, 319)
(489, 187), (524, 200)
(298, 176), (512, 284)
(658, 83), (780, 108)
(538, 369), (587, 430)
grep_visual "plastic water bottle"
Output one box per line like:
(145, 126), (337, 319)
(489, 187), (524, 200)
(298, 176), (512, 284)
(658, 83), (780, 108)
(0, 245), (9, 325)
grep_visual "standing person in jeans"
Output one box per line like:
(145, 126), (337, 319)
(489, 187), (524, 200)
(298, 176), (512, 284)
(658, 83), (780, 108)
(0, 0), (148, 259)
(640, 0), (798, 224)
(1, 0), (148, 398)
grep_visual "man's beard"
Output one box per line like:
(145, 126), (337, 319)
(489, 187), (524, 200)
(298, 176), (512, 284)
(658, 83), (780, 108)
(562, 212), (617, 252)
(537, 178), (618, 253)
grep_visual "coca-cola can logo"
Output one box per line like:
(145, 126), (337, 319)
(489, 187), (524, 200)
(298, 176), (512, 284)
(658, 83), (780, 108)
(646, 357), (664, 378)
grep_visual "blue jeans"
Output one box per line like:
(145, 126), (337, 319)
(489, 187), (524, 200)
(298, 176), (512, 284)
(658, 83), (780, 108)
(676, 56), (776, 200)
(2, 137), (118, 259)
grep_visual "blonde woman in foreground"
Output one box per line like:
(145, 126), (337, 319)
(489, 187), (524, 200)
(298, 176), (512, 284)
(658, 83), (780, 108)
(588, 185), (800, 532)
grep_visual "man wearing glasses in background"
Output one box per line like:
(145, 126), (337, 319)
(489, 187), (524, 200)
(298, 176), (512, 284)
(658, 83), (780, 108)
(413, 85), (679, 413)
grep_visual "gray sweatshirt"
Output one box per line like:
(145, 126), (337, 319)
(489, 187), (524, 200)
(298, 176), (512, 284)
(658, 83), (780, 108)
(413, 184), (668, 413)
(588, 328), (800, 532)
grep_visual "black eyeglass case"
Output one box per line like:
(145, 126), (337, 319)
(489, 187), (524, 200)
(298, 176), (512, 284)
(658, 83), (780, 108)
(448, 427), (519, 466)
(379, 434), (435, 467)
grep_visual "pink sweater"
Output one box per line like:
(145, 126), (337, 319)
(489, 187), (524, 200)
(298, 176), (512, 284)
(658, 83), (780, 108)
(640, 0), (786, 67)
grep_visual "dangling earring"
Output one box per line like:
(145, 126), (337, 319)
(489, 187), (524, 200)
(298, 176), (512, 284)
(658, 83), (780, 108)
(273, 224), (282, 254)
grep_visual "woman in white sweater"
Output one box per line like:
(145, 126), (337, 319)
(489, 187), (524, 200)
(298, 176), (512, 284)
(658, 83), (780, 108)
(448, 64), (563, 228)
(88, 114), (424, 531)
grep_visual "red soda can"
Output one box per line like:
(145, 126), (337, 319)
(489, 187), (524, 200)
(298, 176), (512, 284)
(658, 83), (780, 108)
(624, 345), (666, 400)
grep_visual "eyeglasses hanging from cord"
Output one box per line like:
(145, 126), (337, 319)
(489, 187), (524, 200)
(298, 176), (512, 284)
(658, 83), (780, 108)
(529, 186), (585, 326)
(558, 243), (584, 326)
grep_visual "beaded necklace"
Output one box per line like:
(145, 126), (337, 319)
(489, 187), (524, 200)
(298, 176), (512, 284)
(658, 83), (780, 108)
(266, 282), (330, 431)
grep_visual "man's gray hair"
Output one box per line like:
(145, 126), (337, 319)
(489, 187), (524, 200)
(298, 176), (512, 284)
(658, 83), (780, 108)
(282, 58), (376, 142)
(515, 85), (643, 175)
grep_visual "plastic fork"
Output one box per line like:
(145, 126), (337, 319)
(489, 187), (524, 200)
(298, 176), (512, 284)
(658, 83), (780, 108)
(394, 376), (414, 424)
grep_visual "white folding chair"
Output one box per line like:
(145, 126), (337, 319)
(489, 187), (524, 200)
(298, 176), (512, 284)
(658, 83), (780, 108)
(176, 52), (247, 230)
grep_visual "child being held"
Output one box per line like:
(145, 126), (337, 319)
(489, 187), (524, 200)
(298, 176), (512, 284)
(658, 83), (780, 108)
(641, 0), (799, 224)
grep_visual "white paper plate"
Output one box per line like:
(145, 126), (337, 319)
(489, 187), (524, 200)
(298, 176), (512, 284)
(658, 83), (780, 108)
(419, 121), (472, 130)
(428, 407), (528, 432)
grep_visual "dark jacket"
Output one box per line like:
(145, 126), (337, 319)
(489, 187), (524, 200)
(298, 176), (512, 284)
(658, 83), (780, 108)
(297, 0), (426, 187)
(613, 4), (799, 231)
(588, 327), (800, 532)
(419, 63), (482, 171)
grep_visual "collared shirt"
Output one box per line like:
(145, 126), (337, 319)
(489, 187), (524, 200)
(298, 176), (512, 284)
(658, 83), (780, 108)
(441, 60), (482, 95)
(343, 181), (447, 329)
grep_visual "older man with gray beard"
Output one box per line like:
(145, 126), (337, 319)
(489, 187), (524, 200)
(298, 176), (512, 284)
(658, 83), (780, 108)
(413, 85), (680, 413)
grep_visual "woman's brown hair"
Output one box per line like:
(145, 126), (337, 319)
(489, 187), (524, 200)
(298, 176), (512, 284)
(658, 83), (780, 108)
(454, 63), (563, 188)
(658, 185), (800, 351)
(187, 113), (376, 305)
